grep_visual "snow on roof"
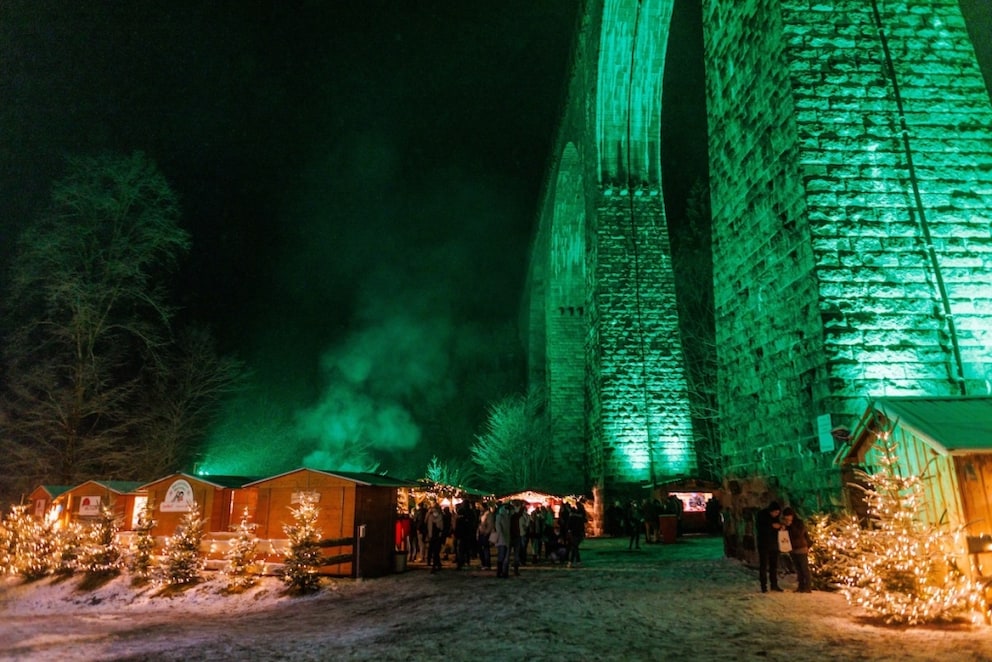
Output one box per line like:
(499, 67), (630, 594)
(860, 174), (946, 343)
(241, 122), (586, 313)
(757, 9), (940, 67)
(135, 473), (258, 490)
(243, 468), (419, 488)
(62, 480), (147, 494)
(844, 395), (992, 459)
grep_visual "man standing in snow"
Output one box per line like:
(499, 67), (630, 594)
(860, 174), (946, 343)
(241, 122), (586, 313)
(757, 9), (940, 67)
(756, 500), (783, 592)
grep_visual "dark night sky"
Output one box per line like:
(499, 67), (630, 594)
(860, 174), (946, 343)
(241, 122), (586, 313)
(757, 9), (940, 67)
(0, 1), (595, 478)
(1, 1), (987, 479)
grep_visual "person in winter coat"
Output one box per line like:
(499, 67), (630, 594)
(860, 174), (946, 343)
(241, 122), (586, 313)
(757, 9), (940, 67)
(756, 500), (783, 593)
(781, 507), (812, 593)
(567, 499), (587, 567)
(626, 499), (643, 550)
(413, 502), (428, 562)
(494, 502), (514, 578)
(425, 503), (445, 573)
(477, 503), (495, 570)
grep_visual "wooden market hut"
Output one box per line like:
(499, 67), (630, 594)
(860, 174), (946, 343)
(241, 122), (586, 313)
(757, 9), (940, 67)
(836, 396), (992, 578)
(26, 484), (72, 520)
(137, 473), (258, 541)
(498, 490), (562, 512)
(245, 468), (418, 578)
(652, 478), (723, 535)
(53, 480), (146, 530)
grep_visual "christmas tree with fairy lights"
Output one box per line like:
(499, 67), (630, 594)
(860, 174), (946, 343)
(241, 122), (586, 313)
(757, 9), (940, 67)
(2, 505), (56, 579)
(281, 493), (322, 595)
(81, 503), (124, 577)
(128, 501), (157, 583)
(160, 503), (206, 586)
(223, 507), (260, 592)
(843, 436), (985, 624)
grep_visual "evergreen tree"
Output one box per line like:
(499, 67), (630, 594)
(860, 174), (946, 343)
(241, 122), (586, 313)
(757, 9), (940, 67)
(54, 522), (85, 576)
(3, 505), (56, 579)
(223, 508), (259, 592)
(127, 501), (157, 583)
(807, 512), (865, 591)
(159, 503), (206, 586)
(280, 494), (322, 595)
(0, 513), (12, 575)
(81, 503), (124, 577)
(841, 440), (984, 624)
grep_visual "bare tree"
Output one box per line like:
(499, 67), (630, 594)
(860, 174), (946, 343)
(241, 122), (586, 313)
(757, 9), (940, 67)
(135, 325), (246, 478)
(470, 387), (550, 493)
(0, 152), (239, 503)
(671, 180), (721, 481)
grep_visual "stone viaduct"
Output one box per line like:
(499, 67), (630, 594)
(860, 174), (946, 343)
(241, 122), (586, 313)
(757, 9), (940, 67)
(525, 0), (992, 520)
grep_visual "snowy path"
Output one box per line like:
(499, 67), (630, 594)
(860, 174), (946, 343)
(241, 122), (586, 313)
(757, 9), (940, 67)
(2, 536), (991, 661)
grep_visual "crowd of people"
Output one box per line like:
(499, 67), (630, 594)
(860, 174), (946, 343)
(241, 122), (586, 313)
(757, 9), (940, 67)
(396, 498), (589, 576)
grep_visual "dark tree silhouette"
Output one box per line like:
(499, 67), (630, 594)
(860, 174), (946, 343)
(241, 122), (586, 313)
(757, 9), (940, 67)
(0, 152), (241, 504)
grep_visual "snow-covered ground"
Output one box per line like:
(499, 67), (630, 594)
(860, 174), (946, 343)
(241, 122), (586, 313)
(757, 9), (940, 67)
(2, 535), (991, 661)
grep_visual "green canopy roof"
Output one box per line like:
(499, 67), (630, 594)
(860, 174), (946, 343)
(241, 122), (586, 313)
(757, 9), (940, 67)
(871, 396), (992, 455)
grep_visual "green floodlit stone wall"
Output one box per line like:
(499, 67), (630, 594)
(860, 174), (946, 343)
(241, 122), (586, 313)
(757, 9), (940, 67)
(705, 0), (992, 511)
(526, 0), (697, 501)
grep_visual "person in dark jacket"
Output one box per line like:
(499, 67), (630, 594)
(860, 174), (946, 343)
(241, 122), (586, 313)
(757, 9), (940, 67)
(567, 499), (587, 567)
(781, 507), (812, 593)
(756, 500), (783, 592)
(626, 499), (643, 550)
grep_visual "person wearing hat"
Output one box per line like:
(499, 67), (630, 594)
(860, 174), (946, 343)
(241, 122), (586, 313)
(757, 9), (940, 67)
(756, 500), (783, 592)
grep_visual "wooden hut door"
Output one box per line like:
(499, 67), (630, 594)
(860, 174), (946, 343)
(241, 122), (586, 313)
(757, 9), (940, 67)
(954, 455), (992, 578)
(954, 455), (992, 538)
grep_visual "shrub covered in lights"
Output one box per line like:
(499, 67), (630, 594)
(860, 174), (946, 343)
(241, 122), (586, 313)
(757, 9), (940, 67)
(54, 522), (85, 576)
(128, 501), (157, 584)
(223, 508), (260, 592)
(81, 504), (124, 577)
(1, 505), (57, 579)
(812, 442), (987, 625)
(280, 493), (322, 595)
(159, 503), (207, 586)
(807, 512), (866, 591)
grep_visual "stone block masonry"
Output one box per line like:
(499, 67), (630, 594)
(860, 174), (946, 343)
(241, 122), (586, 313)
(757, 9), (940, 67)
(706, 0), (992, 512)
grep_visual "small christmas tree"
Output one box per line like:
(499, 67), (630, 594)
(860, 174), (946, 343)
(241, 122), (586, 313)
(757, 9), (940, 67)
(55, 522), (85, 576)
(280, 493), (322, 594)
(159, 503), (206, 586)
(0, 511), (15, 575)
(841, 438), (984, 624)
(807, 512), (867, 590)
(223, 508), (259, 592)
(128, 501), (157, 583)
(3, 505), (56, 580)
(81, 503), (124, 577)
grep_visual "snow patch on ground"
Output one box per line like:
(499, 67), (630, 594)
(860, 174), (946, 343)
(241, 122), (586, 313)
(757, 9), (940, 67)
(2, 536), (991, 661)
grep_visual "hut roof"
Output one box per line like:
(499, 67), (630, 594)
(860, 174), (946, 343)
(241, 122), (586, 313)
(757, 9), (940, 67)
(36, 485), (73, 498)
(497, 490), (562, 503)
(70, 480), (146, 494)
(843, 396), (992, 460)
(328, 470), (420, 488)
(244, 468), (419, 488)
(192, 474), (262, 488)
(136, 473), (258, 490)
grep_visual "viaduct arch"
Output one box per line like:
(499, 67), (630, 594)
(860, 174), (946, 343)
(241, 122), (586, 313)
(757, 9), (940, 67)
(527, 0), (992, 518)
